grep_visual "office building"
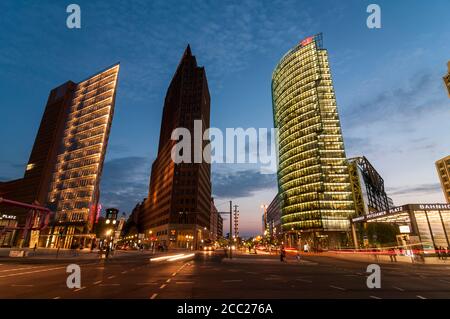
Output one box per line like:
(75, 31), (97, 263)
(139, 45), (212, 249)
(210, 198), (219, 240)
(0, 64), (120, 248)
(444, 61), (450, 97)
(436, 155), (450, 203)
(272, 34), (355, 249)
(266, 194), (282, 241)
(45, 64), (120, 249)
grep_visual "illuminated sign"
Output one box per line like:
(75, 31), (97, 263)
(352, 206), (404, 222)
(0, 214), (17, 220)
(415, 204), (450, 210)
(300, 36), (313, 47)
(399, 225), (410, 234)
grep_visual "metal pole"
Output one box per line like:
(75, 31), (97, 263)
(229, 200), (232, 259)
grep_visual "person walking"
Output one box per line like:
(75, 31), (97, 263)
(280, 245), (286, 262)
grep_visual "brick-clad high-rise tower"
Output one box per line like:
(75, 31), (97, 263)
(140, 45), (211, 249)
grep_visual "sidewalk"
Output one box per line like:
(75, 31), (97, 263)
(319, 251), (450, 265)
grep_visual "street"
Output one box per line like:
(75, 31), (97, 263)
(0, 249), (449, 299)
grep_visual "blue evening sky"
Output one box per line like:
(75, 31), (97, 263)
(1, 0), (449, 236)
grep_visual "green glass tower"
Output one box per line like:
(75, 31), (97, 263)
(271, 34), (354, 249)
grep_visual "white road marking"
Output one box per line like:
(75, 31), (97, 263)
(74, 287), (86, 292)
(150, 293), (158, 299)
(296, 278), (312, 283)
(121, 271), (128, 274)
(0, 266), (44, 273)
(0, 266), (65, 278)
(370, 295), (382, 299)
(439, 279), (450, 284)
(160, 284), (166, 289)
(11, 284), (34, 287)
(166, 278), (171, 283)
(392, 286), (405, 292)
(175, 281), (194, 284)
(329, 285), (346, 291)
(222, 279), (242, 283)
(53, 296), (60, 299)
(107, 275), (115, 279)
(93, 281), (102, 285)
(99, 283), (120, 286)
(417, 295), (427, 299)
(136, 282), (157, 285)
(264, 278), (281, 281)
(172, 272), (177, 276)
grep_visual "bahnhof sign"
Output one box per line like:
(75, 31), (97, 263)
(352, 204), (450, 251)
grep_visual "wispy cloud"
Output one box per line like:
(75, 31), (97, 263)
(212, 168), (277, 198)
(99, 156), (151, 213)
(344, 71), (446, 129)
(386, 183), (442, 196)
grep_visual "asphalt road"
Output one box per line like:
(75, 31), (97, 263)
(0, 250), (449, 299)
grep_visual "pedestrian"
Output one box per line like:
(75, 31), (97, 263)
(435, 245), (441, 260)
(280, 245), (286, 262)
(33, 243), (37, 253)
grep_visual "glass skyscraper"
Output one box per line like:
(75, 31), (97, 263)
(271, 34), (354, 249)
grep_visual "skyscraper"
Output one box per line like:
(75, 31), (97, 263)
(436, 155), (450, 203)
(271, 34), (354, 249)
(139, 45), (211, 249)
(46, 64), (120, 248)
(1, 64), (120, 248)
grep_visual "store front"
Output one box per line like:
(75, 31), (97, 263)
(0, 214), (18, 247)
(351, 204), (450, 252)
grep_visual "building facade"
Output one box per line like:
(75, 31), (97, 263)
(272, 34), (355, 249)
(444, 61), (450, 97)
(0, 64), (120, 248)
(266, 194), (282, 241)
(45, 64), (120, 249)
(352, 204), (450, 252)
(210, 198), (219, 240)
(348, 156), (390, 217)
(139, 46), (212, 249)
(436, 155), (450, 203)
(217, 213), (223, 238)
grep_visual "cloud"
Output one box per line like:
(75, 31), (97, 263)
(344, 71), (446, 129)
(386, 183), (442, 196)
(212, 168), (277, 198)
(99, 156), (151, 214)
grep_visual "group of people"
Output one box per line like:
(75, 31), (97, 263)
(435, 246), (450, 260)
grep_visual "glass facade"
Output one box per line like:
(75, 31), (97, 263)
(272, 34), (354, 240)
(435, 155), (450, 203)
(356, 204), (450, 252)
